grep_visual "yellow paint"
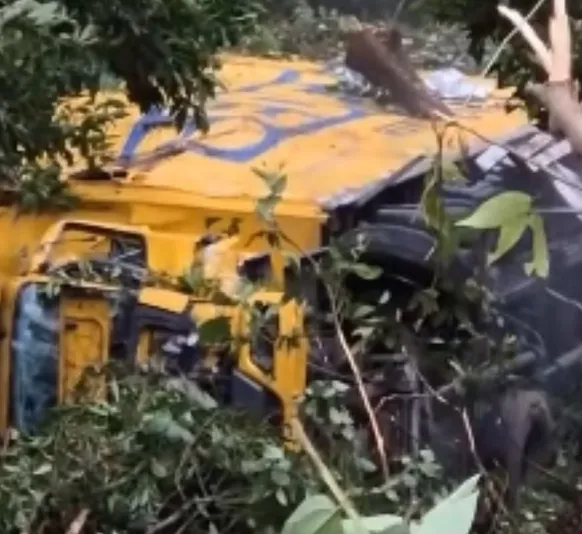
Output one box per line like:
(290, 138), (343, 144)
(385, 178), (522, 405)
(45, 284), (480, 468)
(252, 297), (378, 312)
(138, 287), (190, 314)
(96, 54), (526, 208)
(59, 293), (111, 403)
(0, 54), (527, 443)
(0, 275), (116, 430)
(0, 55), (527, 281)
(0, 269), (307, 442)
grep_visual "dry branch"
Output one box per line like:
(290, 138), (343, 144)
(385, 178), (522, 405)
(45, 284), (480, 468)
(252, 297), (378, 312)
(65, 510), (89, 534)
(343, 24), (453, 119)
(498, 0), (582, 157)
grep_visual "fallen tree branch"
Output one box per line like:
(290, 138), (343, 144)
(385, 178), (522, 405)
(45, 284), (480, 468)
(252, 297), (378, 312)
(497, 5), (552, 72)
(65, 509), (89, 534)
(498, 0), (582, 157)
(272, 223), (392, 484)
(343, 22), (453, 119)
(291, 418), (363, 524)
(330, 306), (391, 481)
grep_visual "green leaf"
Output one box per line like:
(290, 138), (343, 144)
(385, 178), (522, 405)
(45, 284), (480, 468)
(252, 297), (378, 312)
(281, 495), (342, 534)
(352, 304), (376, 320)
(329, 407), (351, 426)
(150, 458), (168, 479)
(442, 473), (481, 501)
(456, 192), (532, 229)
(263, 444), (285, 461)
(165, 378), (218, 410)
(181, 264), (205, 291)
(270, 174), (288, 196)
(32, 463), (52, 476)
(343, 515), (408, 534)
(524, 213), (549, 278)
(414, 474), (480, 534)
(331, 380), (350, 394)
(349, 262), (382, 280)
(256, 195), (281, 223)
(271, 469), (291, 487)
(353, 326), (375, 340)
(142, 410), (195, 444)
(356, 457), (378, 473)
(276, 488), (289, 506)
(198, 316), (232, 344)
(487, 214), (529, 265)
(27, 1), (62, 25)
(379, 291), (391, 305)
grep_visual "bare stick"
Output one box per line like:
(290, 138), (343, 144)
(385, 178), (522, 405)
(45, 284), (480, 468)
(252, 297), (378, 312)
(492, 1), (582, 156)
(330, 301), (391, 481)
(274, 226), (392, 483)
(65, 510), (89, 534)
(497, 5), (552, 72)
(465, 0), (547, 109)
(291, 418), (363, 524)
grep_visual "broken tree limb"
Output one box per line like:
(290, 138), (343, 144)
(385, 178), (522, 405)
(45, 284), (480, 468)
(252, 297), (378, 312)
(498, 0), (582, 157)
(545, 81), (582, 151)
(498, 5), (552, 72)
(343, 23), (453, 119)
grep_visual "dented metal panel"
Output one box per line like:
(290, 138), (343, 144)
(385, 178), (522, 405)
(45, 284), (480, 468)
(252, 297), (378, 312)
(87, 55), (528, 212)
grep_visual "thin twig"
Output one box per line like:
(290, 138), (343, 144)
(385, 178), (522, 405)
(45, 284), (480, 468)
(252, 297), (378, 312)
(498, 5), (552, 72)
(329, 300), (391, 482)
(291, 418), (364, 524)
(463, 0), (547, 107)
(277, 230), (392, 483)
(147, 498), (197, 534)
(391, 0), (409, 22)
(65, 509), (89, 534)
(410, 359), (515, 528)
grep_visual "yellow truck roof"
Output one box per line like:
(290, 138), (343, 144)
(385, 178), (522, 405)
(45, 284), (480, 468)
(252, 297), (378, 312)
(90, 54), (528, 213)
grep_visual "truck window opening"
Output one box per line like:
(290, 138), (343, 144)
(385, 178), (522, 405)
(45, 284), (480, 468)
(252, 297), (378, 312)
(10, 283), (59, 433)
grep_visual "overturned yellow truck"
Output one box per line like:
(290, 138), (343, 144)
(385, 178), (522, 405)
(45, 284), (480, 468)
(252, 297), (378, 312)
(0, 54), (527, 443)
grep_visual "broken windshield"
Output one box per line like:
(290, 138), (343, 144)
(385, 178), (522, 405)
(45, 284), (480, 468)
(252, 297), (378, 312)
(10, 283), (59, 433)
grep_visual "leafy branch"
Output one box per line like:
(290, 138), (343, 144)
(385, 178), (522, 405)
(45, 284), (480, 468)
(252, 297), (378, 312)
(0, 0), (261, 210)
(456, 190), (549, 278)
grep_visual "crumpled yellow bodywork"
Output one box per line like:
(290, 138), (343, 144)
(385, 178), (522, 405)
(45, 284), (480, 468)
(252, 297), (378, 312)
(0, 54), (529, 443)
(103, 55), (527, 205)
(0, 54), (528, 279)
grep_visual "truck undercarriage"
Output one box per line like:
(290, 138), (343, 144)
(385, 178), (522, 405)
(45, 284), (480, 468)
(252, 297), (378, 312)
(300, 123), (582, 483)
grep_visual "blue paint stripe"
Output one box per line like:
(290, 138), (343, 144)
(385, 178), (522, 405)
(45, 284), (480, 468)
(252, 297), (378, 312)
(238, 69), (300, 92)
(182, 108), (366, 163)
(118, 66), (373, 164)
(119, 107), (173, 159)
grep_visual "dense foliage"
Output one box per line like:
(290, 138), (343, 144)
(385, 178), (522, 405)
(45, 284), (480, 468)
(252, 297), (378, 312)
(0, 366), (457, 533)
(0, 370), (310, 533)
(426, 0), (582, 124)
(4, 0), (582, 532)
(0, 0), (259, 210)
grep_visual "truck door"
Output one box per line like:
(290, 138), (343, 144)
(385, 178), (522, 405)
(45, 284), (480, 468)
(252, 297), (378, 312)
(3, 280), (59, 433)
(0, 278), (111, 434)
(59, 291), (111, 403)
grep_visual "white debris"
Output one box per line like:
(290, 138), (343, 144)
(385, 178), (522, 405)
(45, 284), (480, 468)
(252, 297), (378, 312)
(423, 67), (490, 101)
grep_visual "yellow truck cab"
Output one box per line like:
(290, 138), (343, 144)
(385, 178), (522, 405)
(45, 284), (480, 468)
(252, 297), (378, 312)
(0, 219), (307, 443)
(0, 54), (527, 280)
(0, 54), (528, 440)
